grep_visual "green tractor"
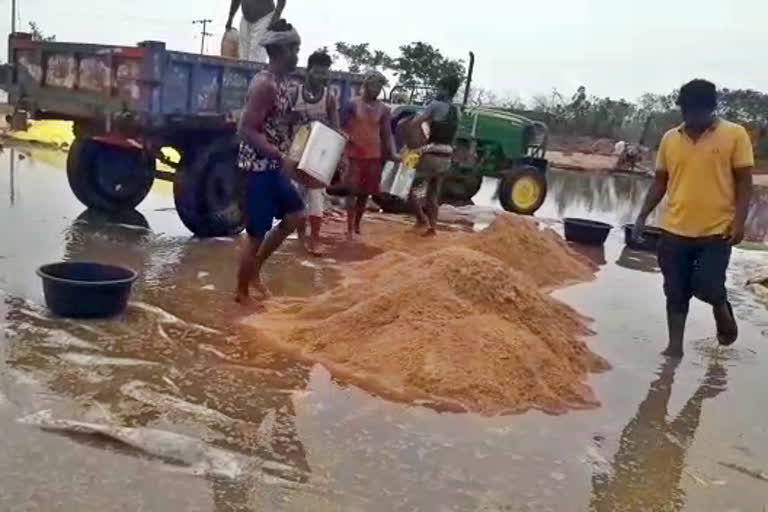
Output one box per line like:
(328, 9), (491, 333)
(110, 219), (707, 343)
(379, 53), (549, 215)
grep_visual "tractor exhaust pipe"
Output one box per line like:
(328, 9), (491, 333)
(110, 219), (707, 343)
(462, 51), (475, 110)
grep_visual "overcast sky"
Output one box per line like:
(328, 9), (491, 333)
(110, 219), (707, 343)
(2, 0), (766, 102)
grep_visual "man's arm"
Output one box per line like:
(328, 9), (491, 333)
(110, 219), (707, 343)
(730, 169), (753, 244)
(633, 134), (670, 238)
(327, 91), (340, 130)
(226, 0), (241, 29)
(729, 126), (755, 245)
(240, 79), (282, 160)
(409, 101), (442, 129)
(269, 0), (287, 27)
(379, 106), (398, 161)
(635, 171), (668, 225)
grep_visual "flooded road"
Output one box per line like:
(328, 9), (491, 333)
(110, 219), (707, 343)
(1, 146), (767, 511)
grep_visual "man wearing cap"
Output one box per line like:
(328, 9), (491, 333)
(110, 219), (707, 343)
(341, 70), (398, 239)
(226, 0), (287, 63)
(235, 19), (303, 305)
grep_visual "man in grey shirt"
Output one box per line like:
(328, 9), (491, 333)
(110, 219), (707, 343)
(226, 0), (286, 63)
(408, 74), (461, 236)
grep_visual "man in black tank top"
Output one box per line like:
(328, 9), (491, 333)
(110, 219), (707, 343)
(408, 74), (461, 236)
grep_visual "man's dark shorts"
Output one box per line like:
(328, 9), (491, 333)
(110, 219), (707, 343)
(244, 169), (305, 238)
(657, 232), (731, 314)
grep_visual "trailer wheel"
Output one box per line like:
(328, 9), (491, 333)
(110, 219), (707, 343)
(498, 165), (547, 215)
(67, 137), (154, 211)
(174, 138), (244, 237)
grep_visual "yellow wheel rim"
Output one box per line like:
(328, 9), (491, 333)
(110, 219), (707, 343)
(511, 176), (541, 210)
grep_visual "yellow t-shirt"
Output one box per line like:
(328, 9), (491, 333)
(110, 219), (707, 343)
(656, 119), (754, 237)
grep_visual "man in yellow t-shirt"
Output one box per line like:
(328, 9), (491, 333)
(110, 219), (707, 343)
(633, 79), (754, 358)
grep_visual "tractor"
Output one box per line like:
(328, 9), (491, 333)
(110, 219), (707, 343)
(378, 53), (549, 215)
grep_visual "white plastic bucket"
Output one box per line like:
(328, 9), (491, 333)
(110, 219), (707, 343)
(289, 122), (347, 186)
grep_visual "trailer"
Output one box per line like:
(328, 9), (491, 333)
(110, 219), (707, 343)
(1, 33), (365, 237)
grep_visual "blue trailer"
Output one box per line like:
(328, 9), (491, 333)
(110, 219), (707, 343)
(2, 33), (365, 236)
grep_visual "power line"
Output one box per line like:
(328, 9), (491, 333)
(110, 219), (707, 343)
(192, 18), (213, 55)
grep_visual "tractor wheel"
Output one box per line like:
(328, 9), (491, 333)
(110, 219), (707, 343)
(372, 193), (413, 214)
(173, 137), (244, 237)
(498, 165), (547, 215)
(441, 174), (482, 203)
(67, 137), (154, 211)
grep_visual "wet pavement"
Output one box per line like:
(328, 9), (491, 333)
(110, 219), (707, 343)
(1, 146), (767, 511)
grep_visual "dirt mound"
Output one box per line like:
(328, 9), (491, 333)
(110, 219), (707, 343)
(245, 216), (607, 415)
(354, 213), (596, 288)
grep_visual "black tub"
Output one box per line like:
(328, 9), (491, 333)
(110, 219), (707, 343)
(37, 262), (137, 318)
(563, 218), (613, 246)
(623, 224), (663, 252)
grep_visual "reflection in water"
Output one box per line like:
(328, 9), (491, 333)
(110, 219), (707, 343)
(569, 242), (607, 267)
(590, 358), (727, 511)
(541, 170), (654, 228)
(2, 210), (349, 508)
(542, 169), (768, 243)
(616, 247), (660, 274)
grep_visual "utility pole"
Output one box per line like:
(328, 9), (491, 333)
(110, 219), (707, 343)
(192, 18), (213, 55)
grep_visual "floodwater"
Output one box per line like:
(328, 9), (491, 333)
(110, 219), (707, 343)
(1, 146), (767, 511)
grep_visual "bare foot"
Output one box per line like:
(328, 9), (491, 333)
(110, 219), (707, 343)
(307, 244), (324, 257)
(421, 228), (437, 238)
(234, 293), (253, 307)
(662, 347), (684, 359)
(252, 280), (271, 299)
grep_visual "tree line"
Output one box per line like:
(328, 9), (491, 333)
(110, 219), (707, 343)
(330, 40), (768, 158)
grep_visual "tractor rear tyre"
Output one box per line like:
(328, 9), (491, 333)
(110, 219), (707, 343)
(173, 137), (244, 237)
(372, 193), (413, 214)
(67, 137), (155, 211)
(498, 165), (547, 215)
(441, 174), (482, 203)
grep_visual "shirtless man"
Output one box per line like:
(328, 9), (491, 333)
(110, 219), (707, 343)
(341, 71), (397, 239)
(235, 20), (303, 305)
(226, 0), (287, 63)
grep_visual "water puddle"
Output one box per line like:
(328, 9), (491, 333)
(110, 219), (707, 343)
(1, 147), (768, 510)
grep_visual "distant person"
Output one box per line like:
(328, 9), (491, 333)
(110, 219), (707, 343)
(407, 74), (461, 236)
(341, 70), (397, 240)
(633, 79), (754, 357)
(292, 50), (340, 256)
(235, 19), (302, 305)
(226, 0), (286, 63)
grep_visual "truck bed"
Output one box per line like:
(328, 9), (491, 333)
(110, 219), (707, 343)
(2, 34), (364, 133)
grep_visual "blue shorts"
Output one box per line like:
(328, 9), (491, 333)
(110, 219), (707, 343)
(244, 169), (305, 238)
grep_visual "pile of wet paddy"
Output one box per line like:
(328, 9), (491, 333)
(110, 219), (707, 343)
(245, 213), (609, 415)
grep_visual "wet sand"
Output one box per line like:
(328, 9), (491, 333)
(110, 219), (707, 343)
(1, 146), (768, 510)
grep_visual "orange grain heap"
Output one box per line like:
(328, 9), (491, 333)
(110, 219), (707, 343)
(246, 213), (608, 415)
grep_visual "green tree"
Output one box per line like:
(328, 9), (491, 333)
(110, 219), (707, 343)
(392, 42), (465, 89)
(333, 42), (392, 73)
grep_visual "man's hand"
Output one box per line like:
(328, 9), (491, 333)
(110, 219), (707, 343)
(632, 217), (647, 243)
(728, 222), (745, 246)
(281, 155), (299, 176)
(226, 19), (233, 30)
